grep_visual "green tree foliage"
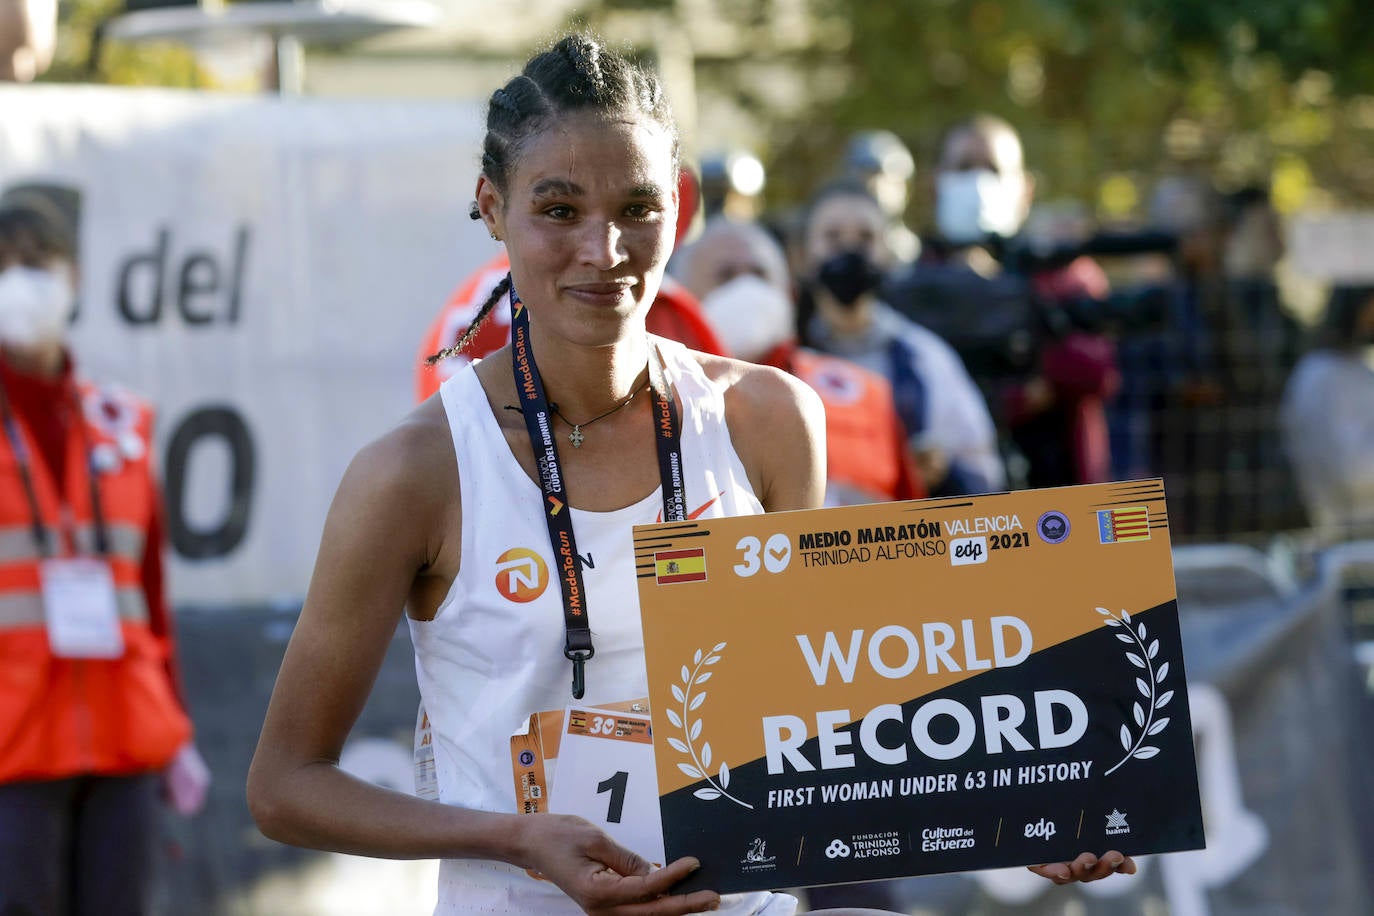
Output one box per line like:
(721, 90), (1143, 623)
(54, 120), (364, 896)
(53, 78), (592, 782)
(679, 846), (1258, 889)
(38, 0), (210, 88)
(761, 0), (1374, 222)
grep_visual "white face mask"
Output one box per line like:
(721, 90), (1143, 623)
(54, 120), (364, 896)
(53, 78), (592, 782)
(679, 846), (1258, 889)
(0, 265), (73, 348)
(699, 274), (795, 363)
(935, 169), (1026, 245)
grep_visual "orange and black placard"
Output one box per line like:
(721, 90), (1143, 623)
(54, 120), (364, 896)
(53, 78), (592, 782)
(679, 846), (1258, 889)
(634, 480), (1204, 893)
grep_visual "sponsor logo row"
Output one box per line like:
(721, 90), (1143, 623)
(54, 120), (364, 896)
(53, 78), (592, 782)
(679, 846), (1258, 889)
(737, 810), (1134, 874)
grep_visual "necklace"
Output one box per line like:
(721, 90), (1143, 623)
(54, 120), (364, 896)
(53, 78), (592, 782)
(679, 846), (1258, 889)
(505, 377), (649, 448)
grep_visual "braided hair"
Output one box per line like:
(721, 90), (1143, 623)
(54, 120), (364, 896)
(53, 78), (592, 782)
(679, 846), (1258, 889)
(427, 33), (679, 365)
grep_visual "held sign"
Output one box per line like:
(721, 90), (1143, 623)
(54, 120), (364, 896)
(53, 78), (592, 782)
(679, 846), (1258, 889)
(634, 480), (1205, 894)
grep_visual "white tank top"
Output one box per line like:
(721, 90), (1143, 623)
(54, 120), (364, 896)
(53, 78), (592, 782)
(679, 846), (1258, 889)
(410, 339), (794, 915)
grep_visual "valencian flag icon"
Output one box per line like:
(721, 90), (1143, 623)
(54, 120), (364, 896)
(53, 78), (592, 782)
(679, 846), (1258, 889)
(655, 549), (707, 584)
(1097, 506), (1150, 543)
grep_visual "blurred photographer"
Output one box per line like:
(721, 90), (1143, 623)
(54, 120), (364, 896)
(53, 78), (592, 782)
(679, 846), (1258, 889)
(888, 114), (1120, 489)
(800, 181), (1004, 497)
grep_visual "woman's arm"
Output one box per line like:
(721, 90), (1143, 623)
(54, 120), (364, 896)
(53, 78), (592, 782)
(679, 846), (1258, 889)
(247, 407), (722, 915)
(246, 413), (512, 860)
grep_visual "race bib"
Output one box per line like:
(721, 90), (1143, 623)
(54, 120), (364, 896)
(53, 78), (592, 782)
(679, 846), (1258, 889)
(511, 698), (664, 867)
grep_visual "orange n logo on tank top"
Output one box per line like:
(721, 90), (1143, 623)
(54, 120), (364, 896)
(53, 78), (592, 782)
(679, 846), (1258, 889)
(494, 547), (549, 603)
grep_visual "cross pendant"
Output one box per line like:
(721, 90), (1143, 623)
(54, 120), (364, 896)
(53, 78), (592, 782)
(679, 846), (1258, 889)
(568, 426), (585, 448)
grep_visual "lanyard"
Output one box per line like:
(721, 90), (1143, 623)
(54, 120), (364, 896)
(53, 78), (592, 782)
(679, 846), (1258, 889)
(0, 376), (110, 558)
(508, 286), (686, 699)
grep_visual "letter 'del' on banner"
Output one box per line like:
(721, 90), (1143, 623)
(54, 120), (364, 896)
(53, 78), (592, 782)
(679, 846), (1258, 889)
(635, 480), (1205, 893)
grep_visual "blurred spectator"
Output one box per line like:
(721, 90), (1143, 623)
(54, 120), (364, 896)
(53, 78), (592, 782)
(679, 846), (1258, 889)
(678, 215), (925, 506)
(699, 149), (766, 221)
(800, 181), (1004, 496)
(0, 0), (55, 82)
(842, 129), (921, 264)
(0, 199), (208, 915)
(416, 169), (726, 400)
(891, 113), (1118, 489)
(1281, 285), (1374, 542)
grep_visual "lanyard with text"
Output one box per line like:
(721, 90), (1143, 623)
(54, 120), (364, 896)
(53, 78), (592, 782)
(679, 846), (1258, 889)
(508, 286), (686, 699)
(0, 377), (110, 558)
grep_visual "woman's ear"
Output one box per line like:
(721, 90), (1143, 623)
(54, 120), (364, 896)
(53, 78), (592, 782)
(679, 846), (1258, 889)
(474, 176), (504, 241)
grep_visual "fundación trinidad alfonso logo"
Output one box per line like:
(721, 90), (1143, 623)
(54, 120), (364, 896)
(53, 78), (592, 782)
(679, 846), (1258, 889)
(494, 548), (549, 603)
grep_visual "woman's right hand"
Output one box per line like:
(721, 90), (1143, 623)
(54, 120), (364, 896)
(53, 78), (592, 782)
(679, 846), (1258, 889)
(518, 814), (720, 915)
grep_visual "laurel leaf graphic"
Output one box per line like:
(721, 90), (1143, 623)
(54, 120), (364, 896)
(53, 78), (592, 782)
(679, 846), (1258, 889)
(678, 763), (703, 779)
(1156, 661), (1170, 682)
(1117, 633), (1134, 644)
(667, 737), (689, 753)
(719, 762), (730, 788)
(1120, 725), (1132, 750)
(666, 709), (682, 728)
(694, 788), (722, 801)
(705, 656), (721, 665)
(680, 666), (690, 685)
(1133, 746), (1160, 760)
(1096, 607), (1113, 616)
(1121, 608), (1132, 623)
(1133, 702), (1144, 726)
(690, 692), (707, 711)
(713, 641), (727, 653)
(1105, 618), (1122, 627)
(1156, 690), (1175, 709)
(696, 672), (713, 684)
(1127, 652), (1146, 669)
(1136, 677), (1150, 697)
(702, 743), (713, 770)
(1137, 622), (1147, 640)
(690, 719), (702, 741)
(693, 649), (703, 665)
(1148, 639), (1160, 659)
(1148, 717), (1170, 736)
(671, 684), (685, 704)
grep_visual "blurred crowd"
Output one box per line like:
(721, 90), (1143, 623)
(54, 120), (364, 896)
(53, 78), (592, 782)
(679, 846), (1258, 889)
(427, 113), (1374, 549)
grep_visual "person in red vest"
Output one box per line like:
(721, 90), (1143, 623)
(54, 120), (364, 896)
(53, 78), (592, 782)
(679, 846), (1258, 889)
(416, 168), (725, 401)
(678, 215), (925, 506)
(0, 200), (208, 915)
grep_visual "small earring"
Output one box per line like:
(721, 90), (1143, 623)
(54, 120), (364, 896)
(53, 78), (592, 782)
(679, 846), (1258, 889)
(489, 230), (500, 241)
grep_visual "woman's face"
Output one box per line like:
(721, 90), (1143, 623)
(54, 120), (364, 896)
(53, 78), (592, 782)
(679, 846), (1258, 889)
(804, 193), (887, 273)
(478, 111), (678, 347)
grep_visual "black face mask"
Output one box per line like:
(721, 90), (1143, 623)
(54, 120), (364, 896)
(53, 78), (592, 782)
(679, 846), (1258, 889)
(816, 250), (883, 307)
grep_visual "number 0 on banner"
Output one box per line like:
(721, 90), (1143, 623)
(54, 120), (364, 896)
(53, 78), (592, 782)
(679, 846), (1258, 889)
(548, 707), (665, 865)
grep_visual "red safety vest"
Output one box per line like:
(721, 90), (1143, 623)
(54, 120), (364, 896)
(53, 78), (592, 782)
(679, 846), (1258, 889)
(0, 376), (189, 782)
(415, 252), (728, 401)
(776, 345), (926, 505)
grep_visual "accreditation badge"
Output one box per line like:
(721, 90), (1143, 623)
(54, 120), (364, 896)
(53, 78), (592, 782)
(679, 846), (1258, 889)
(635, 480), (1205, 894)
(40, 557), (125, 659)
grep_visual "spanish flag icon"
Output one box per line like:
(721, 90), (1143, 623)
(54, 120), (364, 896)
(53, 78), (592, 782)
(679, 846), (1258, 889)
(654, 548), (708, 584)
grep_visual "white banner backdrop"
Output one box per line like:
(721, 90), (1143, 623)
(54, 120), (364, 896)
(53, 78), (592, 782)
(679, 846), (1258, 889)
(0, 84), (497, 606)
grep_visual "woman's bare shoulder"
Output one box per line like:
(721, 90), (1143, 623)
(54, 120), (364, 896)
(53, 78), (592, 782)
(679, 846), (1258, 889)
(336, 395), (458, 526)
(690, 351), (826, 511)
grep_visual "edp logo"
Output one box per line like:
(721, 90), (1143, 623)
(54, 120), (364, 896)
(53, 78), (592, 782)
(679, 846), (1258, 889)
(1024, 818), (1057, 840)
(949, 536), (987, 566)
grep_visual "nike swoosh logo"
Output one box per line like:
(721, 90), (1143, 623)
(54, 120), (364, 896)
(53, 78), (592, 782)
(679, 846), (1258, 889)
(657, 492), (722, 523)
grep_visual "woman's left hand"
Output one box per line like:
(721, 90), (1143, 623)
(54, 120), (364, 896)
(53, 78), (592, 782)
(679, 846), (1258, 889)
(1027, 850), (1136, 884)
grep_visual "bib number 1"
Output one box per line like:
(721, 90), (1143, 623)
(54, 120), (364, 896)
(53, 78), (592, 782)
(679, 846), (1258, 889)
(549, 707), (665, 864)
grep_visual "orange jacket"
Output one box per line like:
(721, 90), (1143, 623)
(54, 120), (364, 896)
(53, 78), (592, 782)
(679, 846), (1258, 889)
(0, 370), (190, 783)
(415, 253), (728, 401)
(772, 345), (926, 505)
